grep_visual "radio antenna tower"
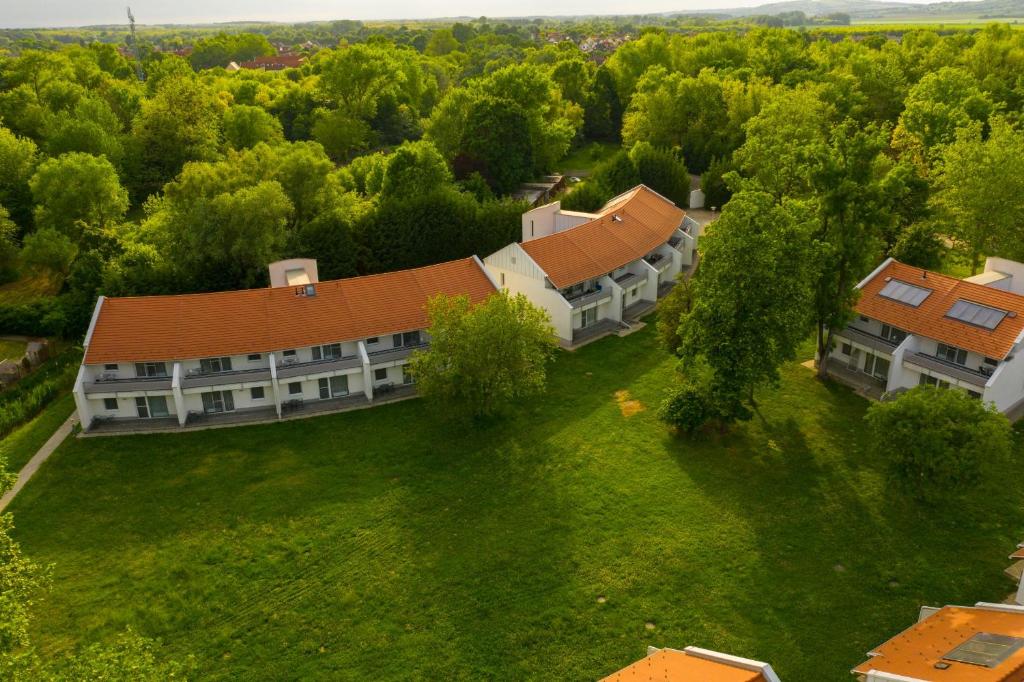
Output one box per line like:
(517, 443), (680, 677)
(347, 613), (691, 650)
(126, 7), (145, 82)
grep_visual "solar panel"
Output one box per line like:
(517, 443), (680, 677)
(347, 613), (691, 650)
(947, 299), (1008, 330)
(878, 279), (932, 307)
(944, 633), (1024, 668)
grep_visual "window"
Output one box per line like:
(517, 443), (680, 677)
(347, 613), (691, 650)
(200, 357), (233, 373)
(984, 357), (999, 367)
(288, 382), (302, 395)
(374, 368), (388, 382)
(250, 386), (265, 401)
(247, 354), (262, 361)
(967, 389), (982, 400)
(201, 391), (235, 414)
(919, 375), (950, 389)
(402, 366), (415, 385)
(860, 315), (870, 323)
(103, 398), (118, 411)
(312, 343), (342, 361)
(135, 396), (169, 418)
(936, 343), (968, 366)
(393, 331), (421, 348)
(863, 353), (890, 380)
(581, 307), (598, 328)
(500, 272), (506, 287)
(103, 363), (118, 371)
(318, 375), (348, 399)
(283, 349), (297, 357)
(841, 343), (852, 356)
(880, 324), (907, 344)
(530, 219), (534, 237)
(135, 362), (168, 378)
(366, 337), (379, 345)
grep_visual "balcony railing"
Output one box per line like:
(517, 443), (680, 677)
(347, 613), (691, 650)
(904, 352), (992, 388)
(276, 355), (363, 379)
(563, 288), (612, 309)
(837, 326), (899, 355)
(181, 367), (273, 388)
(83, 375), (173, 394)
(613, 271), (645, 289)
(367, 343), (429, 364)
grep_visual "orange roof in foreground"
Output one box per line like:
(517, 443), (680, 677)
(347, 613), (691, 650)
(84, 258), (496, 364)
(601, 648), (769, 682)
(853, 606), (1024, 681)
(521, 185), (685, 289)
(857, 260), (1024, 360)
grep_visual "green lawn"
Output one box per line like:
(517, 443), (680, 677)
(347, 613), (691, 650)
(0, 393), (75, 473)
(9, 325), (1024, 680)
(0, 338), (25, 361)
(556, 142), (620, 176)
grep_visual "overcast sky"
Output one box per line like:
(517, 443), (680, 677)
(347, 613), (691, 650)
(3, 0), (955, 30)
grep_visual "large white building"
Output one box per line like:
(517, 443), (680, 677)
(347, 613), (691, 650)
(483, 185), (700, 346)
(824, 256), (1024, 414)
(74, 257), (497, 432)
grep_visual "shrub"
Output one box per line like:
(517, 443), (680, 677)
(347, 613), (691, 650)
(865, 386), (1012, 502)
(659, 376), (749, 434)
(701, 156), (733, 210)
(560, 181), (608, 212)
(0, 299), (67, 337)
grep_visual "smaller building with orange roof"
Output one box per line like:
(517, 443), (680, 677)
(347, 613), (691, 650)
(852, 602), (1024, 681)
(483, 185), (700, 346)
(602, 645), (781, 682)
(823, 256), (1024, 415)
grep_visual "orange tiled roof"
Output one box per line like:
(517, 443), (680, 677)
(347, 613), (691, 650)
(1011, 547), (1024, 560)
(857, 260), (1024, 360)
(852, 605), (1024, 681)
(521, 185), (685, 289)
(84, 257), (495, 364)
(602, 648), (768, 682)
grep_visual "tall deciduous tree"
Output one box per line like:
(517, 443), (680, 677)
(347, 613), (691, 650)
(222, 105), (284, 150)
(29, 152), (128, 238)
(932, 118), (1024, 273)
(409, 292), (557, 418)
(677, 191), (819, 415)
(0, 126), (38, 232)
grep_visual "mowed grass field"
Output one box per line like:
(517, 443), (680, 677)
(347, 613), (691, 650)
(8, 324), (1024, 680)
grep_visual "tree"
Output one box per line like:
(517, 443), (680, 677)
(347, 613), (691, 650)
(560, 181), (608, 212)
(311, 108), (372, 163)
(677, 191), (818, 417)
(20, 228), (77, 276)
(701, 156), (733, 210)
(0, 126), (38, 232)
(380, 140), (452, 197)
(29, 153), (128, 238)
(42, 96), (124, 167)
(460, 97), (534, 195)
(0, 208), (18, 284)
(865, 386), (1011, 502)
(129, 76), (224, 199)
(189, 32), (274, 70)
(222, 105), (284, 150)
(629, 142), (688, 206)
(655, 275), (692, 354)
(931, 118), (1024, 273)
(425, 29), (459, 56)
(583, 65), (623, 141)
(408, 292), (557, 418)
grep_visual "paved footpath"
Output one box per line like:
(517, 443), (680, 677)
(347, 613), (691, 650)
(0, 413), (77, 513)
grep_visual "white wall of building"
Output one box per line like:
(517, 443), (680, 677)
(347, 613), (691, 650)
(983, 335), (1024, 412)
(484, 243), (573, 341)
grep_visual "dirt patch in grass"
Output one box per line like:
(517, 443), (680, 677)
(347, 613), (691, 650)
(614, 390), (645, 417)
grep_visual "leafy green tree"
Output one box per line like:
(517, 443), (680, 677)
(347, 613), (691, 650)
(560, 181), (608, 212)
(222, 105), (285, 150)
(381, 140), (452, 197)
(583, 65), (623, 141)
(701, 156), (734, 210)
(677, 191), (818, 417)
(29, 153), (128, 238)
(425, 29), (460, 56)
(20, 228), (78, 276)
(460, 97), (534, 195)
(592, 150), (640, 197)
(629, 142), (688, 206)
(409, 292), (557, 418)
(0, 207), (18, 284)
(892, 67), (996, 165)
(0, 126), (38, 231)
(42, 97), (124, 167)
(931, 118), (1024, 272)
(311, 108), (371, 163)
(891, 222), (945, 270)
(865, 386), (1012, 502)
(189, 32), (274, 70)
(655, 275), (692, 354)
(659, 375), (736, 435)
(129, 76), (224, 199)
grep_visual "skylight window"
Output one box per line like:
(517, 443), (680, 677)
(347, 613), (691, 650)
(879, 279), (932, 307)
(943, 633), (1024, 668)
(947, 299), (1008, 330)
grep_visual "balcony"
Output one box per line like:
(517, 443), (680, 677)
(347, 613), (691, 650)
(276, 355), (363, 380)
(904, 352), (992, 388)
(643, 252), (670, 272)
(83, 375), (172, 394)
(570, 318), (623, 346)
(367, 343), (428, 364)
(837, 326), (899, 355)
(613, 271), (646, 289)
(563, 288), (612, 309)
(181, 367), (272, 389)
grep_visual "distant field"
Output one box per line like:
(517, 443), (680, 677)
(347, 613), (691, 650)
(0, 270), (62, 305)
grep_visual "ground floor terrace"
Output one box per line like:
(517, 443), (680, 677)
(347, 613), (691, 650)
(9, 326), (1024, 680)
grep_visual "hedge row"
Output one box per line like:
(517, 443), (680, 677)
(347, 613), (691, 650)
(0, 349), (82, 441)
